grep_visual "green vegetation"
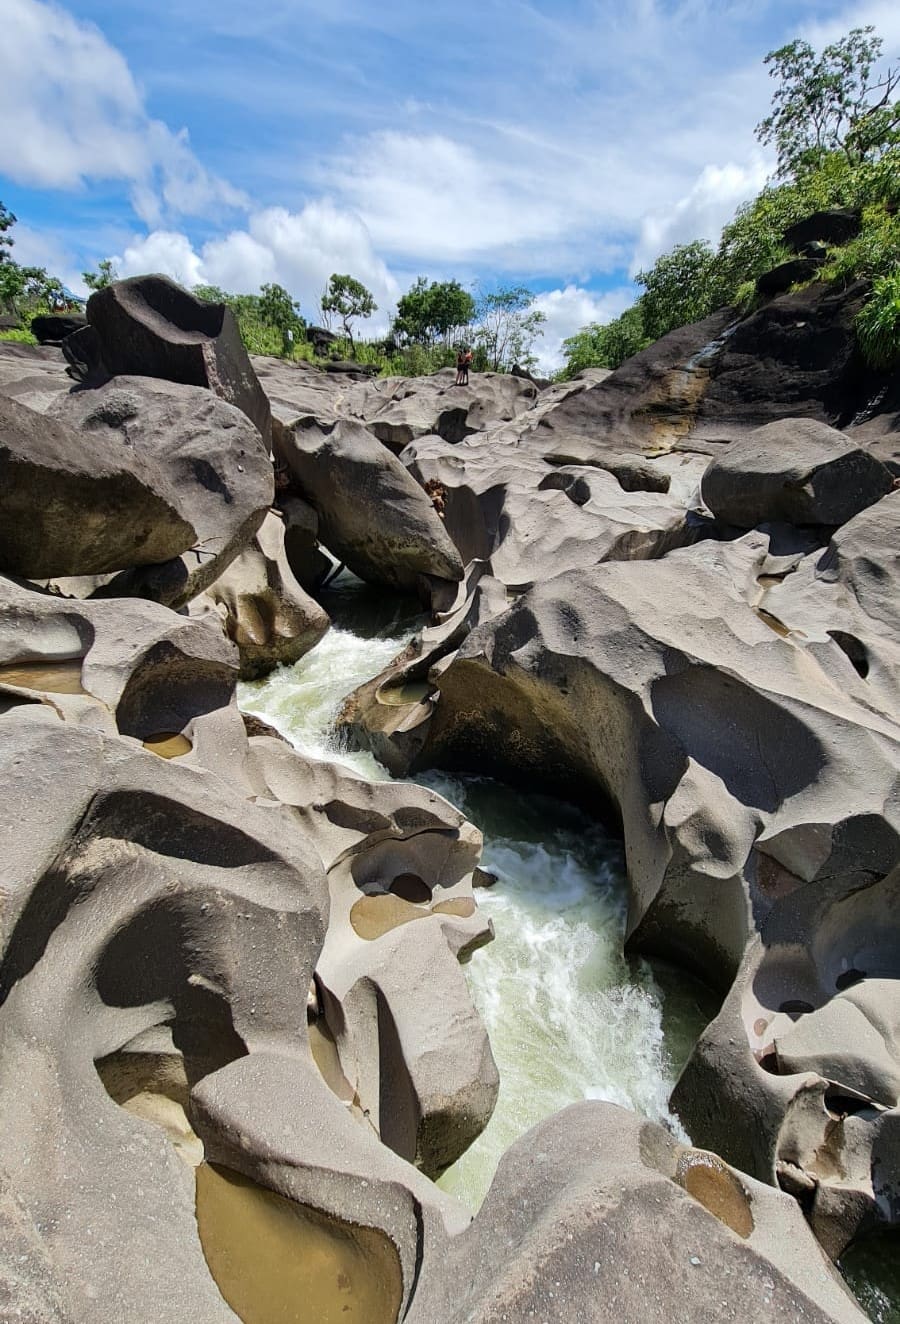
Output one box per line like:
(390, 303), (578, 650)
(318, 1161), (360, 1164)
(0, 203), (66, 332)
(559, 24), (900, 379)
(320, 273), (377, 351)
(82, 258), (118, 291)
(561, 306), (648, 375)
(856, 271), (900, 367)
(394, 277), (475, 349)
(471, 285), (545, 373)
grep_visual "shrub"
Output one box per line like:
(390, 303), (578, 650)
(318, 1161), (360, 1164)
(856, 270), (900, 367)
(0, 327), (36, 344)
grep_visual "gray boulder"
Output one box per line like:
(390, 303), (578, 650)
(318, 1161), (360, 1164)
(201, 509), (329, 679)
(408, 1102), (866, 1323)
(49, 375), (273, 606)
(275, 415), (463, 599)
(243, 738), (498, 1178)
(0, 394), (195, 577)
(280, 495), (333, 592)
(87, 276), (272, 445)
(673, 861), (900, 1259)
(701, 419), (893, 528)
(347, 535), (900, 989)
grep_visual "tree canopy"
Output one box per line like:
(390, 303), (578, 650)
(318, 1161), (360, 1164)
(559, 23), (900, 380)
(393, 278), (475, 347)
(473, 285), (545, 372)
(320, 273), (377, 348)
(757, 27), (900, 179)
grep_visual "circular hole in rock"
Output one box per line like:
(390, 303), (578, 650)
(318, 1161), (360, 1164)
(389, 873), (431, 904)
(143, 732), (193, 759)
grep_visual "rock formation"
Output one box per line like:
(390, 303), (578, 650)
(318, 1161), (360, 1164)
(0, 261), (897, 1322)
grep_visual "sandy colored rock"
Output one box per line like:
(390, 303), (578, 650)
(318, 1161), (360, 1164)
(407, 1102), (866, 1323)
(202, 509), (330, 679)
(673, 861), (900, 1258)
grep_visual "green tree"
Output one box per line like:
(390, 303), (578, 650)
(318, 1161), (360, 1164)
(757, 27), (900, 179)
(560, 305), (649, 378)
(0, 202), (64, 318)
(258, 282), (304, 335)
(394, 277), (475, 347)
(473, 285), (545, 372)
(636, 241), (721, 341)
(320, 273), (377, 353)
(0, 201), (15, 261)
(82, 258), (118, 291)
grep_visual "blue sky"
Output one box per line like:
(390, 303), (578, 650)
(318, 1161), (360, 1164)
(1, 0), (897, 366)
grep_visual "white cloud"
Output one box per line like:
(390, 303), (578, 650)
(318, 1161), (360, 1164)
(112, 202), (400, 329)
(531, 285), (636, 373)
(631, 156), (771, 274)
(116, 231), (207, 288)
(0, 0), (245, 223)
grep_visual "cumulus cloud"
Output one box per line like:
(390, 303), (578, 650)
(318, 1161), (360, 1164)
(0, 0), (245, 223)
(113, 202), (400, 326)
(631, 157), (771, 275)
(531, 285), (636, 373)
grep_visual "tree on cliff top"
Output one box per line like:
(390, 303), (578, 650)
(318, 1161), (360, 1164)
(757, 26), (900, 179)
(320, 273), (377, 353)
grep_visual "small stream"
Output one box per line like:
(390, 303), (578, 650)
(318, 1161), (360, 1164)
(238, 573), (895, 1315)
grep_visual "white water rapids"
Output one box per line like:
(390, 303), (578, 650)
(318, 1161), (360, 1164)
(239, 576), (715, 1210)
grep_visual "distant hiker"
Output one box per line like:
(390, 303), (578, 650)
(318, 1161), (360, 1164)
(456, 346), (473, 386)
(282, 327), (295, 359)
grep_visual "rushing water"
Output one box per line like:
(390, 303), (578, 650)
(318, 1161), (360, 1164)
(238, 574), (893, 1318)
(239, 574), (713, 1211)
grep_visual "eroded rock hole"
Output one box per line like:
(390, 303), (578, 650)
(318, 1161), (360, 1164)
(828, 630), (869, 679)
(390, 873), (431, 904)
(195, 1162), (403, 1324)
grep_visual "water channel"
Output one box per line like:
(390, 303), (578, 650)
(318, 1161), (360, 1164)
(238, 572), (896, 1317)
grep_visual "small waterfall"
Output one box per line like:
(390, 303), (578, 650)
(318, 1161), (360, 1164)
(238, 575), (713, 1210)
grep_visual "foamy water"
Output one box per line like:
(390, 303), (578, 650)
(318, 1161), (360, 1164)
(238, 576), (714, 1210)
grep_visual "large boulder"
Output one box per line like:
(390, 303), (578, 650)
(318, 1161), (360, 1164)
(342, 367), (541, 453)
(0, 394), (196, 577)
(201, 509), (330, 679)
(275, 415), (463, 600)
(30, 312), (87, 344)
(87, 276), (272, 445)
(345, 536), (900, 988)
(528, 283), (894, 459)
(672, 861), (900, 1259)
(701, 419), (893, 528)
(0, 340), (72, 414)
(408, 1102), (866, 1323)
(0, 700), (484, 1323)
(756, 258), (823, 298)
(49, 375), (273, 606)
(0, 572), (238, 751)
(785, 209), (861, 251)
(243, 739), (498, 1178)
(403, 434), (694, 590)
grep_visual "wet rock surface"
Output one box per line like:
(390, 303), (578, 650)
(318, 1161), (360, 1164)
(0, 267), (898, 1321)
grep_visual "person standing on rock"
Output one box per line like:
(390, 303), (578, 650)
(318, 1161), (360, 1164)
(456, 346), (472, 386)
